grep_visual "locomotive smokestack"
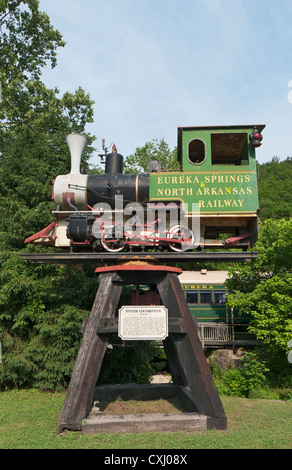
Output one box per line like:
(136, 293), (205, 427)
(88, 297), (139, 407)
(66, 133), (88, 174)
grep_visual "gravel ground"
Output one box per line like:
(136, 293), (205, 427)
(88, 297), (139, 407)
(150, 373), (172, 384)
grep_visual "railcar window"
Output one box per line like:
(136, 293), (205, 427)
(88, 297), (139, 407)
(214, 291), (226, 304)
(211, 133), (249, 165)
(200, 291), (212, 304)
(188, 139), (205, 164)
(186, 292), (198, 304)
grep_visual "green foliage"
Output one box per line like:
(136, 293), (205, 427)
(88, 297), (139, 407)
(258, 157), (292, 220)
(123, 138), (179, 174)
(227, 218), (292, 355)
(1, 391), (292, 449)
(97, 338), (159, 385)
(241, 351), (270, 393)
(210, 349), (291, 400)
(0, 0), (65, 86)
(0, 252), (98, 390)
(0, 1), (99, 390)
(211, 351), (270, 398)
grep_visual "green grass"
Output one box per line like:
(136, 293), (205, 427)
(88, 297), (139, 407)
(0, 390), (291, 449)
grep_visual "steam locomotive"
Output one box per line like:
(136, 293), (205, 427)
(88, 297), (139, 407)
(25, 124), (264, 252)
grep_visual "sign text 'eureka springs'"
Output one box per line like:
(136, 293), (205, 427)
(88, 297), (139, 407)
(149, 172), (257, 211)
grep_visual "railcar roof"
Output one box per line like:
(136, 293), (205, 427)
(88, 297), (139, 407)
(179, 270), (230, 284)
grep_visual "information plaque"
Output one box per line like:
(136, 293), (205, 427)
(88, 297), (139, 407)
(118, 306), (168, 341)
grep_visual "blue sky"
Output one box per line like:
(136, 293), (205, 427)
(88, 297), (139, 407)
(39, 0), (292, 165)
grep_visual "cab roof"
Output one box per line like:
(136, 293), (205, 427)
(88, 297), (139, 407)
(177, 124), (265, 163)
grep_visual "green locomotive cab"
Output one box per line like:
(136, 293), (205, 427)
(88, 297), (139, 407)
(149, 125), (264, 249)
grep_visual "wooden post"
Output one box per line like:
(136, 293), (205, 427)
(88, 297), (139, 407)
(58, 272), (122, 432)
(157, 272), (226, 428)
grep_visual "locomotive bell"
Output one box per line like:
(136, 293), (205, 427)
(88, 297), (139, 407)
(66, 133), (88, 174)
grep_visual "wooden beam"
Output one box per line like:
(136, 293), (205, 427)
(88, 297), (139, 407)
(19, 251), (258, 264)
(157, 272), (227, 427)
(58, 273), (122, 432)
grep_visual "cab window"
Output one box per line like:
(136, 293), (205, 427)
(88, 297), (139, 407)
(188, 139), (206, 164)
(211, 133), (248, 165)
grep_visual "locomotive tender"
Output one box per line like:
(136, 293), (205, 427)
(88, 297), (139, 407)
(25, 124), (264, 252)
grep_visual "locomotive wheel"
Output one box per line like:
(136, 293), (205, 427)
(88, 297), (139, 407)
(169, 225), (195, 252)
(101, 230), (125, 252)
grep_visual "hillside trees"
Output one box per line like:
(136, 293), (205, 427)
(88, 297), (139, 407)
(0, 0), (95, 247)
(257, 157), (292, 220)
(0, 1), (160, 390)
(227, 218), (292, 355)
(0, 1), (99, 389)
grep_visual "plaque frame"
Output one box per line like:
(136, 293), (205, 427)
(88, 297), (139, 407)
(118, 305), (168, 340)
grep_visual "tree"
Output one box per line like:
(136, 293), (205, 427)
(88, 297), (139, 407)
(258, 157), (292, 220)
(0, 1), (160, 391)
(123, 138), (179, 174)
(0, 1), (97, 389)
(227, 218), (292, 355)
(0, 0), (65, 85)
(0, 1), (95, 248)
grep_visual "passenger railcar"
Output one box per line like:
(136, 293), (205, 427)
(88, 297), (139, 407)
(179, 270), (254, 348)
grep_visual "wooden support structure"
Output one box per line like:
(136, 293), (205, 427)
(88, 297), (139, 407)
(58, 264), (227, 433)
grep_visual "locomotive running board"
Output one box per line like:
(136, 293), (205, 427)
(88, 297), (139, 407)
(20, 251), (258, 264)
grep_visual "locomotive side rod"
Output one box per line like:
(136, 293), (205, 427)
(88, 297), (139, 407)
(20, 251), (258, 264)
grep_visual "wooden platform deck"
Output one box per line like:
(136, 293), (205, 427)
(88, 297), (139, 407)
(20, 250), (258, 264)
(81, 383), (225, 434)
